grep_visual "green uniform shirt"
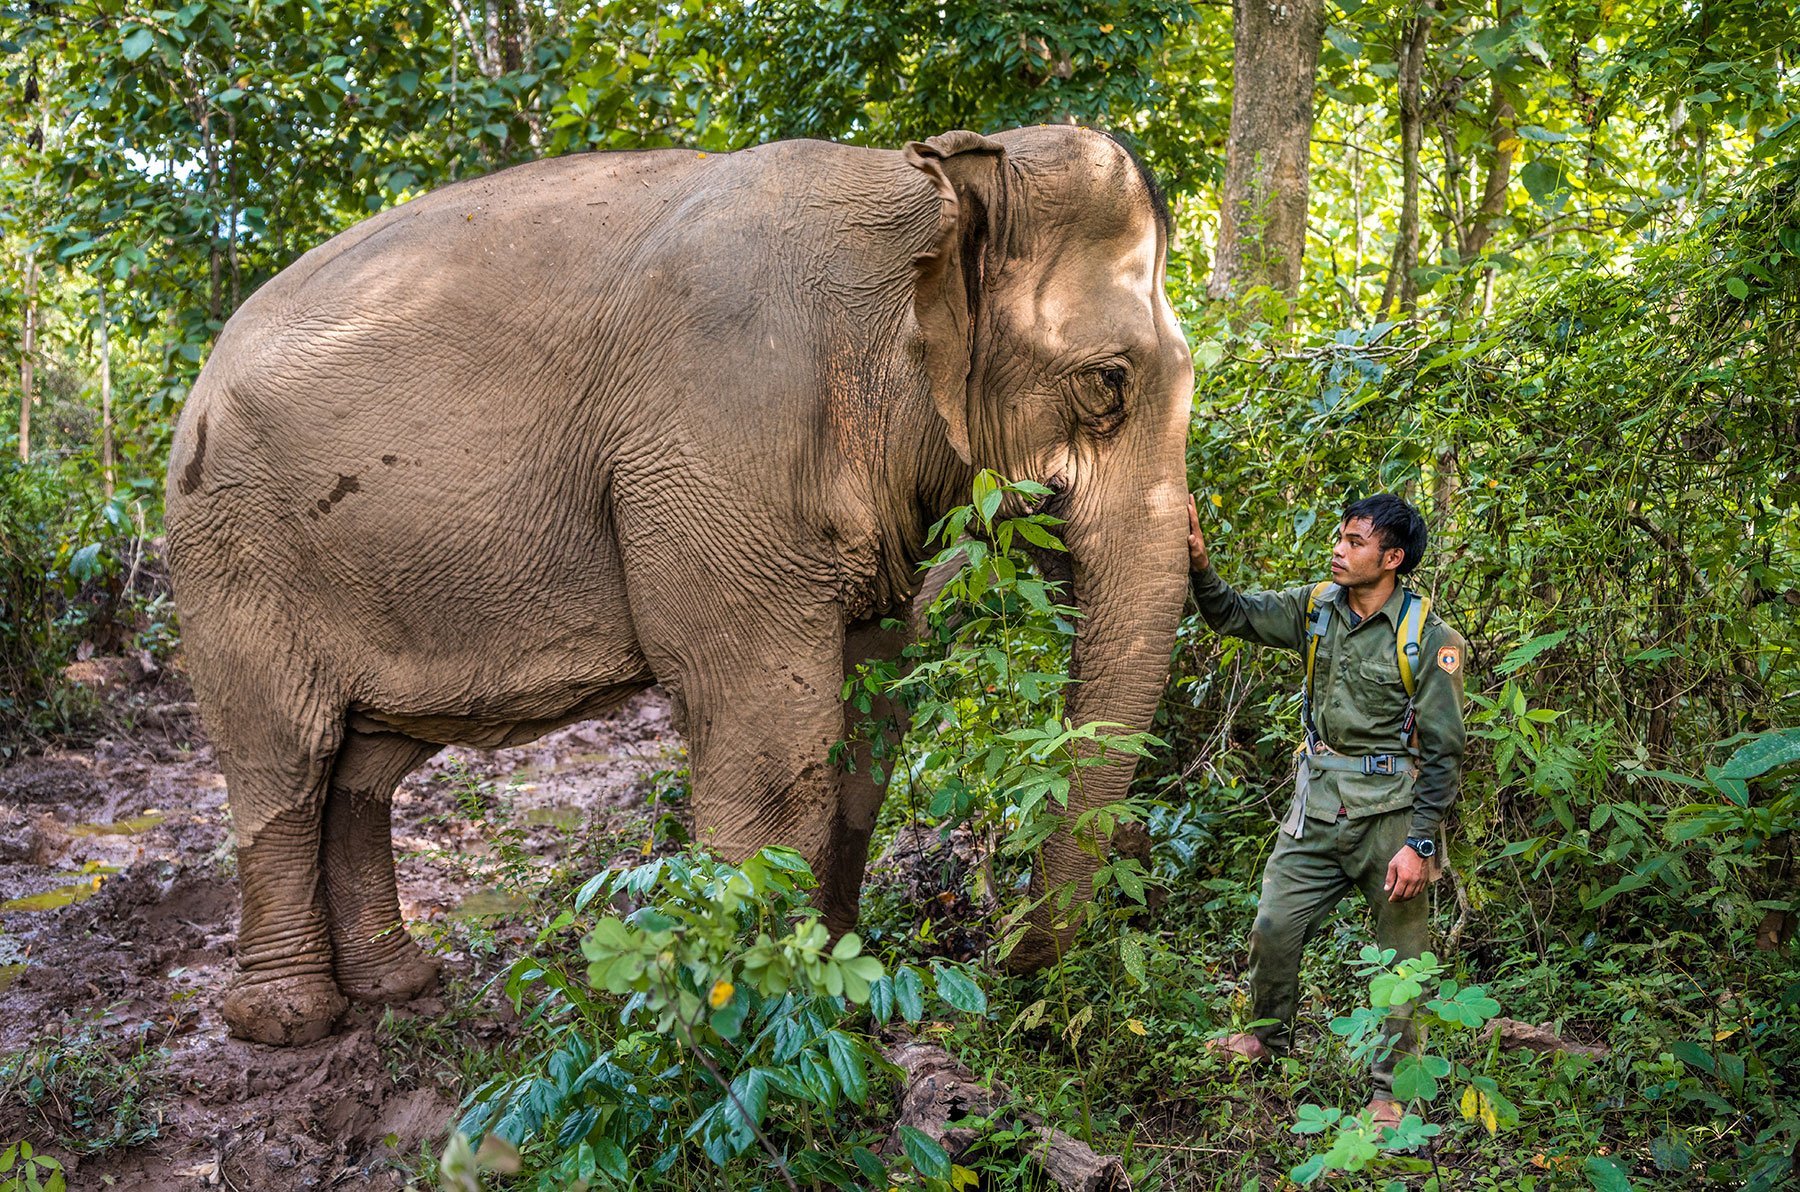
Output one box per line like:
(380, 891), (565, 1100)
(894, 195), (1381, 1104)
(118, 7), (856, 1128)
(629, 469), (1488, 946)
(1191, 566), (1468, 837)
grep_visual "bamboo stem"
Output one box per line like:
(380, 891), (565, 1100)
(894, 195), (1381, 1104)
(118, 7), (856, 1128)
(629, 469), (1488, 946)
(98, 283), (114, 500)
(19, 246), (35, 463)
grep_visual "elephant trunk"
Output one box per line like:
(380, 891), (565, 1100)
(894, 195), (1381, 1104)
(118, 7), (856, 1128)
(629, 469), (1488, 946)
(1010, 455), (1190, 967)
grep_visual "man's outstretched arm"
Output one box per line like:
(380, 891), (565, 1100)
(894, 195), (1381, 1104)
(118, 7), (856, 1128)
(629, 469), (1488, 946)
(1188, 494), (1311, 651)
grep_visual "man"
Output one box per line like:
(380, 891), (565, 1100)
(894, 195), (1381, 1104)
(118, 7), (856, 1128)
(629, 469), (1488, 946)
(1186, 492), (1467, 1128)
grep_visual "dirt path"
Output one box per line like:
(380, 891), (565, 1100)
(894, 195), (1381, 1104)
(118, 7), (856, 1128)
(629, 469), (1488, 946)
(0, 688), (683, 1190)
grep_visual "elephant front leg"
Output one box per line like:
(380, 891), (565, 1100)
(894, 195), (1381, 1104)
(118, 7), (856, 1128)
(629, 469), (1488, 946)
(819, 618), (911, 933)
(674, 615), (856, 927)
(322, 728), (442, 1005)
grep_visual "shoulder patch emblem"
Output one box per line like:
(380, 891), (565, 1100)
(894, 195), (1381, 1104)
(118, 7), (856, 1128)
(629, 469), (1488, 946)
(1437, 645), (1462, 674)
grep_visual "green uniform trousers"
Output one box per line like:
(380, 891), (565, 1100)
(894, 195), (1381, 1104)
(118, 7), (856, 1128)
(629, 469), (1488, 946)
(1246, 806), (1433, 1098)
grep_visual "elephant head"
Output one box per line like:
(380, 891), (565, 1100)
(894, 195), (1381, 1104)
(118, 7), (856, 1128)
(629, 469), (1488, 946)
(905, 127), (1194, 964)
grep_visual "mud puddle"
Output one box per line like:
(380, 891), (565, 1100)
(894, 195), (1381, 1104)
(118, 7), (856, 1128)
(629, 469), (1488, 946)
(0, 687), (683, 1189)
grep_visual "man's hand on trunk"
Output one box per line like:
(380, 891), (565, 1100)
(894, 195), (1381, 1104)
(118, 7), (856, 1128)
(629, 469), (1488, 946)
(1186, 493), (1210, 572)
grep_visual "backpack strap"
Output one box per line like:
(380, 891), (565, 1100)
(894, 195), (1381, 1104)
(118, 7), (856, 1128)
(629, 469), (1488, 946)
(1301, 580), (1337, 751)
(1395, 591), (1431, 698)
(1395, 591), (1432, 751)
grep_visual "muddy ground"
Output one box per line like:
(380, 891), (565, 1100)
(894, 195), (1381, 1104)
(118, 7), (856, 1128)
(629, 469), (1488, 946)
(0, 683), (685, 1190)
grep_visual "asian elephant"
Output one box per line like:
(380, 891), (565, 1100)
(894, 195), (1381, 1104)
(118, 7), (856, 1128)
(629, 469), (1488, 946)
(165, 126), (1194, 1046)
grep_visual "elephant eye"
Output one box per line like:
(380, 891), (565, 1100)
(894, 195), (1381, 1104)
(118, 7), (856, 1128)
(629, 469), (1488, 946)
(1080, 365), (1128, 436)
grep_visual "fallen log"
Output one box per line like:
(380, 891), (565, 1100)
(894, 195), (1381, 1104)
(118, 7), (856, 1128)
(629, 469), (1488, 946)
(1486, 1017), (1609, 1061)
(883, 1038), (1130, 1192)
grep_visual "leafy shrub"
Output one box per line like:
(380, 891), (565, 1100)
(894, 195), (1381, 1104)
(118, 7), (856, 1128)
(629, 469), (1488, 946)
(447, 845), (988, 1190)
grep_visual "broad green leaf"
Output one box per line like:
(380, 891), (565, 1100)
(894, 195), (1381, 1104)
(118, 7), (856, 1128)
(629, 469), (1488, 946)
(894, 965), (925, 1023)
(1496, 629), (1571, 675)
(1584, 1155), (1635, 1192)
(1717, 728), (1800, 782)
(897, 1126), (951, 1181)
(121, 26), (155, 60)
(824, 1030), (869, 1104)
(932, 963), (987, 1015)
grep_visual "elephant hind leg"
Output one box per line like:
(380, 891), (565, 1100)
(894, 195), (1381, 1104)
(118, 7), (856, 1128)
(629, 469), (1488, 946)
(322, 727), (441, 1004)
(206, 678), (349, 1045)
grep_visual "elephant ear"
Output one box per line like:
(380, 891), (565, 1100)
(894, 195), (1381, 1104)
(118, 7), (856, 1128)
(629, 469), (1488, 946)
(904, 130), (1009, 464)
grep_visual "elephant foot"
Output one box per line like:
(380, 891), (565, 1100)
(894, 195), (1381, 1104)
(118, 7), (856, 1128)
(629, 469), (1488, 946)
(223, 972), (347, 1046)
(337, 941), (441, 1006)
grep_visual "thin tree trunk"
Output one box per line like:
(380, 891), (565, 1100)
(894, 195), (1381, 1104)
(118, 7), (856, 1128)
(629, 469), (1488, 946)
(1375, 7), (1430, 322)
(200, 103), (222, 323)
(18, 246), (35, 463)
(1464, 90), (1516, 261)
(1383, 4), (1433, 316)
(98, 284), (114, 500)
(1208, 0), (1326, 307)
(227, 107), (241, 311)
(484, 0), (501, 76)
(1351, 137), (1365, 310)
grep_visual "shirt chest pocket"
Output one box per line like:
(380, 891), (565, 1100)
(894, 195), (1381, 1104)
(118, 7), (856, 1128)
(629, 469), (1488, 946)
(1355, 655), (1409, 722)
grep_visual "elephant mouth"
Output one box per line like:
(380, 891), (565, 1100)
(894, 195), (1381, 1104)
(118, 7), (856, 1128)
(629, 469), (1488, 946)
(1026, 472), (1076, 591)
(1030, 470), (1069, 516)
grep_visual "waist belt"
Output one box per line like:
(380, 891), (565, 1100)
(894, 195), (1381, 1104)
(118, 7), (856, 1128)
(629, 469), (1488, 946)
(1304, 752), (1417, 776)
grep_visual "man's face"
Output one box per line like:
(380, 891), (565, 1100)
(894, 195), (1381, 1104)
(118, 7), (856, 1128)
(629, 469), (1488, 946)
(1329, 516), (1404, 588)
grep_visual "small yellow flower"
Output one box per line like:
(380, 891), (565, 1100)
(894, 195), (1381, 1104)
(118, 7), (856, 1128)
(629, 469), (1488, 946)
(1099, 22), (1114, 32)
(1209, 493), (1223, 507)
(709, 979), (735, 1009)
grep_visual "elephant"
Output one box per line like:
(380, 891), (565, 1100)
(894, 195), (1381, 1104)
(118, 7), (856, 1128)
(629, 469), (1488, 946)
(164, 125), (1195, 1046)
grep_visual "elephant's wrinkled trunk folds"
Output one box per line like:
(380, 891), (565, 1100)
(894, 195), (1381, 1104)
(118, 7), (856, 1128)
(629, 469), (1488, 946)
(1013, 452), (1190, 967)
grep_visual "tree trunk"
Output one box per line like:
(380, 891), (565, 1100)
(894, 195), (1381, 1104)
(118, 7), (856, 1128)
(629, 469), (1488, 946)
(1207, 0), (1325, 306)
(98, 284), (114, 500)
(18, 245), (35, 463)
(1463, 89), (1516, 261)
(1380, 4), (1433, 317)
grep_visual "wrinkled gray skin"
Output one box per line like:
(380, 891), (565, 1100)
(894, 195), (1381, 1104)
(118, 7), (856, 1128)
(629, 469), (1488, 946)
(165, 127), (1194, 1046)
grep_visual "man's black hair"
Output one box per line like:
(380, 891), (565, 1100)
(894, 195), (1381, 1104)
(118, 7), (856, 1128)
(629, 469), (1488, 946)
(1342, 493), (1429, 576)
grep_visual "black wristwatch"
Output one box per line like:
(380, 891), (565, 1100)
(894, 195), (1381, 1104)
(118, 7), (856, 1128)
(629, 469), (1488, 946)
(1405, 836), (1436, 859)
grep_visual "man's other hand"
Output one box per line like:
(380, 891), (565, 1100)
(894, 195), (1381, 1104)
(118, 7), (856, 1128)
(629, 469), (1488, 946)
(1384, 846), (1428, 902)
(1186, 493), (1210, 572)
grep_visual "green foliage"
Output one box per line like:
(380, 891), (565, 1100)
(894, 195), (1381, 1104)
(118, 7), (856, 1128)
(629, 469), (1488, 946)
(867, 472), (1165, 953)
(449, 845), (987, 1190)
(0, 1015), (168, 1156)
(0, 1143), (65, 1192)
(0, 2), (1795, 1185)
(1290, 948), (1507, 1184)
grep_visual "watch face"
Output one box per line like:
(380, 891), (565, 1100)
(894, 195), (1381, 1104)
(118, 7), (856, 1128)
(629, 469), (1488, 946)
(1411, 838), (1435, 858)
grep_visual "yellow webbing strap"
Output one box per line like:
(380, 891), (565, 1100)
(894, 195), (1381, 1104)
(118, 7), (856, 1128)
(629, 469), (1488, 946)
(1396, 592), (1432, 698)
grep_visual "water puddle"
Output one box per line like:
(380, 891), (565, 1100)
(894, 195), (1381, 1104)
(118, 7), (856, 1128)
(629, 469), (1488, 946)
(508, 752), (615, 787)
(0, 863), (120, 913)
(454, 888), (530, 919)
(68, 810), (168, 837)
(523, 805), (583, 829)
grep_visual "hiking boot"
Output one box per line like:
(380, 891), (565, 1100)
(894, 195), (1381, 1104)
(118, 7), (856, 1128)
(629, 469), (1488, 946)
(1207, 1032), (1272, 1063)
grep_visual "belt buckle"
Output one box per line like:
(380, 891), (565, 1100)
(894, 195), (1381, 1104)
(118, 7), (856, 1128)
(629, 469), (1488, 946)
(1365, 755), (1395, 776)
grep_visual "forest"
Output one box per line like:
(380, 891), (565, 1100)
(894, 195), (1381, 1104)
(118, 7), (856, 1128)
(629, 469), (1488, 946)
(1, 0), (1797, 1189)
